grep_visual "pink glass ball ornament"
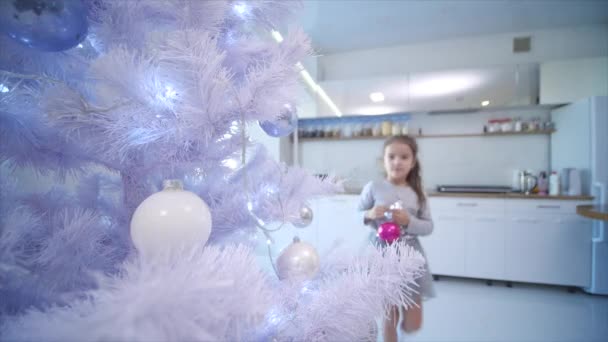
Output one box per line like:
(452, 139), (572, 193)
(130, 179), (212, 257)
(378, 221), (401, 243)
(276, 237), (320, 281)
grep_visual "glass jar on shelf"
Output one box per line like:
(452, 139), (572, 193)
(487, 119), (500, 133)
(500, 118), (513, 132)
(318, 124), (326, 138)
(352, 121), (362, 137)
(357, 120), (364, 136)
(308, 123), (319, 138)
(324, 123), (334, 138)
(342, 119), (353, 138)
(400, 120), (409, 135)
(381, 120), (392, 136)
(332, 123), (342, 138)
(305, 125), (315, 138)
(391, 120), (401, 136)
(363, 119), (374, 137)
(514, 117), (523, 132)
(372, 121), (382, 136)
(297, 125), (306, 138)
(527, 118), (539, 131)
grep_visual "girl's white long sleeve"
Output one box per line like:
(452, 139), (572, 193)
(405, 202), (433, 236)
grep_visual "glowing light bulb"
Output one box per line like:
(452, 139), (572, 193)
(164, 85), (177, 99)
(233, 2), (249, 17)
(271, 30), (284, 43)
(369, 92), (385, 103)
(221, 158), (239, 170)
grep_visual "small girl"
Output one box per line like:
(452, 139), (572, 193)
(358, 135), (435, 342)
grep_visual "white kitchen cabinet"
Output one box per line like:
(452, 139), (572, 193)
(304, 195), (593, 288)
(424, 198), (505, 279)
(424, 197), (593, 287)
(422, 213), (466, 277)
(464, 214), (506, 279)
(505, 214), (592, 287)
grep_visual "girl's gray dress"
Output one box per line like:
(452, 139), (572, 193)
(358, 180), (436, 299)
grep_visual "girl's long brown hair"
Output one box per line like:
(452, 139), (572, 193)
(383, 135), (426, 210)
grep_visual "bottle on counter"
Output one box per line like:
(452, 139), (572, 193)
(537, 171), (548, 196)
(512, 170), (523, 192)
(549, 171), (560, 196)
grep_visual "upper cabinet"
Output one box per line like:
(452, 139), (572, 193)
(540, 57), (608, 105)
(315, 63), (540, 116)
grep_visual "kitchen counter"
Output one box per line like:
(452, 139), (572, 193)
(427, 192), (594, 200)
(341, 189), (593, 201)
(577, 205), (608, 221)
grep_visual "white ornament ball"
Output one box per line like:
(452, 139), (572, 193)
(130, 179), (212, 256)
(276, 237), (320, 281)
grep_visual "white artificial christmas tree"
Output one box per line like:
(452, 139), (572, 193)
(0, 1), (425, 340)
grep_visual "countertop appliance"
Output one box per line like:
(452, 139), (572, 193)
(551, 96), (607, 295)
(436, 185), (513, 193)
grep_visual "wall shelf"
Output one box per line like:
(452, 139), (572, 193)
(295, 130), (555, 142)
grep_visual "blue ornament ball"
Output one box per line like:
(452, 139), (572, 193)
(0, 0), (88, 52)
(259, 104), (298, 137)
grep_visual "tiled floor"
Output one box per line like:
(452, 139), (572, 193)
(381, 276), (608, 342)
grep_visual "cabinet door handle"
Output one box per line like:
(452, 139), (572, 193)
(475, 217), (498, 222)
(513, 218), (540, 223)
(457, 202), (478, 207)
(537, 205), (561, 209)
(438, 216), (467, 221)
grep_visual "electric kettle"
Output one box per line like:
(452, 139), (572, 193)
(568, 168), (582, 196)
(520, 171), (538, 195)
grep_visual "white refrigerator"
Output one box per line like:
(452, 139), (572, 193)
(551, 96), (608, 295)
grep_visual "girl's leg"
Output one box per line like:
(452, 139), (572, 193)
(401, 294), (422, 333)
(382, 305), (399, 342)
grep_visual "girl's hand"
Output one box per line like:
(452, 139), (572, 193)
(366, 205), (389, 220)
(390, 209), (410, 226)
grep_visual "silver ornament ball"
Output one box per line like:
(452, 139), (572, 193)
(258, 103), (297, 137)
(293, 204), (313, 228)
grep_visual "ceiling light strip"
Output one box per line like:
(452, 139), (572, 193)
(273, 32), (342, 117)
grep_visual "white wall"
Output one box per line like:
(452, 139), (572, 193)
(540, 57), (608, 104)
(318, 25), (608, 81)
(297, 108), (551, 191)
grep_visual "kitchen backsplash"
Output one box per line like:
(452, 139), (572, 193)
(296, 108), (551, 192)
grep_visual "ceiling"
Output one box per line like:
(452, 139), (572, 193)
(297, 0), (608, 54)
